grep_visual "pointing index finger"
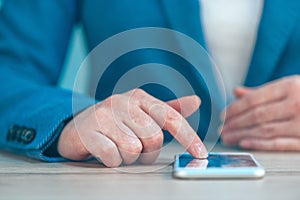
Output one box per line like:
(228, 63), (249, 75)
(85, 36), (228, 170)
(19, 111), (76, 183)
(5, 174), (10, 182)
(139, 95), (207, 159)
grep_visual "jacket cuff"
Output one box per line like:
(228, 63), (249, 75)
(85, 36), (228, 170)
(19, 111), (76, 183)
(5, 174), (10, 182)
(34, 93), (96, 162)
(3, 90), (95, 162)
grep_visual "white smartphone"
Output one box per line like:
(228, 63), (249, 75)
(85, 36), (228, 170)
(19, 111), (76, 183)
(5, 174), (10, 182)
(173, 152), (265, 179)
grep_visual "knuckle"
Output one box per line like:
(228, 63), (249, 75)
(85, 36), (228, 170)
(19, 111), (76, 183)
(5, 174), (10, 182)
(105, 160), (122, 168)
(251, 108), (262, 122)
(101, 94), (122, 108)
(165, 111), (182, 131)
(133, 88), (147, 97)
(292, 99), (300, 113)
(273, 139), (284, 151)
(131, 115), (152, 127)
(149, 132), (164, 148)
(102, 96), (113, 108)
(244, 97), (255, 108)
(287, 76), (300, 91)
(141, 118), (153, 127)
(75, 142), (90, 158)
(166, 108), (182, 122)
(260, 125), (274, 138)
(128, 89), (150, 104)
(291, 75), (300, 84)
(98, 147), (122, 167)
(131, 141), (143, 153)
(122, 138), (143, 154)
(280, 99), (296, 119)
(95, 106), (108, 118)
(94, 107), (114, 124)
(296, 140), (300, 151)
(101, 142), (117, 156)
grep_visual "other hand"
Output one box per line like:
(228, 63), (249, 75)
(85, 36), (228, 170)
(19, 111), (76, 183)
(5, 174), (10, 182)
(221, 76), (300, 151)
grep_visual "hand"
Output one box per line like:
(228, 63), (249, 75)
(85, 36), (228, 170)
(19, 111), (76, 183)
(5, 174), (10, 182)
(221, 75), (300, 151)
(58, 89), (207, 167)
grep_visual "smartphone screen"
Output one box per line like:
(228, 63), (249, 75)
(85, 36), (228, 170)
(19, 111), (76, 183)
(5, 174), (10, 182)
(179, 153), (258, 168)
(173, 152), (265, 179)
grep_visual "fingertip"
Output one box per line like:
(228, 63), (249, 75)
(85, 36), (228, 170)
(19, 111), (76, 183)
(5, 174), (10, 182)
(101, 157), (123, 168)
(192, 143), (208, 159)
(193, 95), (201, 106)
(239, 140), (252, 149)
(234, 87), (244, 98)
(234, 86), (252, 98)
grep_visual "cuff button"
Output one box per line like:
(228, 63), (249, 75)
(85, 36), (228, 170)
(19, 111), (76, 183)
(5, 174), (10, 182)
(21, 129), (36, 144)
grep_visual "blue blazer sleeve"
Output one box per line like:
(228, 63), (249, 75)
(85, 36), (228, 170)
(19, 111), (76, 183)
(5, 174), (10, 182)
(0, 0), (95, 161)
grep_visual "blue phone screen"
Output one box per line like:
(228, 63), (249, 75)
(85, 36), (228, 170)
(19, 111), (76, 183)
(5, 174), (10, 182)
(179, 153), (258, 168)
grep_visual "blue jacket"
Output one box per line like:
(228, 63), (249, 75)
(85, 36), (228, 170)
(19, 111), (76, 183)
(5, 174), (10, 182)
(0, 0), (300, 161)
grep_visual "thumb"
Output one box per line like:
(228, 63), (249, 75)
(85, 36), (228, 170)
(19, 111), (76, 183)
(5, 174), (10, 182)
(234, 86), (253, 99)
(167, 95), (201, 118)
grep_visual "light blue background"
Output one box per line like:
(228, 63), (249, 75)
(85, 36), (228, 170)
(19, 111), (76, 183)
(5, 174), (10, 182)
(58, 26), (89, 94)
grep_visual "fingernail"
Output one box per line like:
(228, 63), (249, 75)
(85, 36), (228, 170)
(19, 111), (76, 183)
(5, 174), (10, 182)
(194, 143), (208, 159)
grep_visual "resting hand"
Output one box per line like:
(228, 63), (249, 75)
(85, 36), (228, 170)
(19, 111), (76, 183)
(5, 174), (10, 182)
(221, 76), (300, 151)
(58, 89), (207, 167)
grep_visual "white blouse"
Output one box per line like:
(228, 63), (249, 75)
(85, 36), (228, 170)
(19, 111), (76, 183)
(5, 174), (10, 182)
(200, 0), (264, 101)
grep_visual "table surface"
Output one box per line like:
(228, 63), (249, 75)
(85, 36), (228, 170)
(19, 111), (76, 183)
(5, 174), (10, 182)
(0, 142), (299, 200)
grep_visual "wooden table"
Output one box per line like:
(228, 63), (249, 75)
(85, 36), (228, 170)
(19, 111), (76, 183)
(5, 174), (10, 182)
(0, 142), (299, 200)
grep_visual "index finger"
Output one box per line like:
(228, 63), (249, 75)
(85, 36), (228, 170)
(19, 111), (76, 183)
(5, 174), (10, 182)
(225, 80), (287, 120)
(139, 94), (207, 159)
